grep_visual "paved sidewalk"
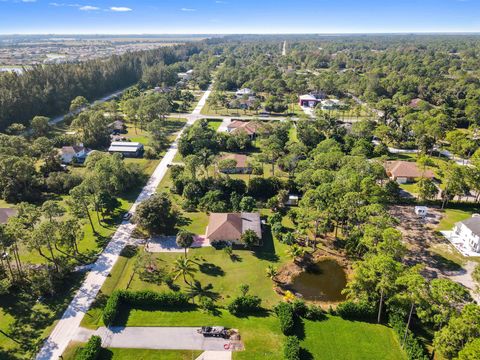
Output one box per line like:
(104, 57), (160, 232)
(196, 351), (232, 360)
(36, 86), (213, 360)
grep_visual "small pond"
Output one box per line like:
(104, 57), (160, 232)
(290, 259), (347, 302)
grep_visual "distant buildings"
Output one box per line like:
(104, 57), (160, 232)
(60, 145), (92, 164)
(226, 120), (264, 139)
(299, 92), (326, 107)
(235, 88), (255, 97)
(108, 141), (144, 158)
(218, 153), (252, 174)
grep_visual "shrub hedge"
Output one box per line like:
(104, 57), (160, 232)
(75, 335), (102, 360)
(336, 300), (376, 321)
(283, 336), (300, 360)
(389, 313), (428, 360)
(227, 294), (262, 316)
(103, 290), (189, 326)
(274, 302), (295, 335)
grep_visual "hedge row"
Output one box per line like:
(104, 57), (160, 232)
(103, 290), (189, 326)
(75, 335), (102, 360)
(389, 313), (429, 360)
(336, 300), (376, 321)
(283, 336), (300, 360)
(274, 302), (295, 335)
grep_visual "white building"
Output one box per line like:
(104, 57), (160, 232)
(452, 215), (480, 253)
(60, 145), (91, 164)
(235, 88), (254, 97)
(108, 141), (144, 158)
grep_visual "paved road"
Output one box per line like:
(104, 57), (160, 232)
(50, 87), (128, 126)
(35, 86), (213, 360)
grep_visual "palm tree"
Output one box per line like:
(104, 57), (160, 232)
(176, 230), (194, 257)
(186, 280), (218, 304)
(172, 257), (197, 285)
(285, 244), (306, 264)
(265, 265), (278, 283)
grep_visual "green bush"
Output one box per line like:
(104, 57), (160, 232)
(283, 336), (300, 360)
(103, 290), (189, 326)
(336, 300), (376, 321)
(75, 335), (102, 360)
(274, 302), (295, 335)
(227, 294), (262, 316)
(304, 304), (326, 321)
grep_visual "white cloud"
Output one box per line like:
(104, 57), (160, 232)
(180, 7), (196, 11)
(110, 6), (132, 12)
(79, 5), (99, 11)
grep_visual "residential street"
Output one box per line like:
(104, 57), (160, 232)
(35, 86), (212, 360)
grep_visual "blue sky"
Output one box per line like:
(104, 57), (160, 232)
(0, 0), (479, 34)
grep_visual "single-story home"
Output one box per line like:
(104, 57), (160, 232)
(228, 96), (257, 110)
(218, 153), (252, 174)
(206, 212), (262, 245)
(60, 145), (92, 164)
(108, 141), (144, 158)
(452, 215), (480, 253)
(299, 92), (326, 108)
(226, 120), (264, 139)
(385, 161), (435, 184)
(108, 120), (126, 134)
(0, 208), (17, 224)
(235, 88), (255, 97)
(178, 69), (194, 81)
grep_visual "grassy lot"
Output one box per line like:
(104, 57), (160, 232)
(63, 342), (202, 360)
(437, 207), (475, 231)
(207, 119), (223, 131)
(301, 316), (405, 360)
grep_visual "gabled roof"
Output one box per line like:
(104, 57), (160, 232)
(206, 213), (243, 240)
(458, 215), (480, 236)
(220, 153), (249, 168)
(385, 161), (434, 179)
(61, 145), (87, 155)
(227, 121), (262, 136)
(206, 212), (261, 242)
(0, 208), (17, 224)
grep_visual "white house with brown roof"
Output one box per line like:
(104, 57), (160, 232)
(385, 161), (435, 184)
(206, 212), (262, 245)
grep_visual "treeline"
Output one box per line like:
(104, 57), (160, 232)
(0, 43), (203, 130)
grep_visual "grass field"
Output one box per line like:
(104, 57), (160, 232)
(63, 342), (202, 360)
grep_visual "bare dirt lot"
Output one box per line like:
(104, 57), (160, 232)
(388, 205), (479, 301)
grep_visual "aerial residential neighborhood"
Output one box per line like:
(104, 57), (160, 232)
(0, 2), (480, 360)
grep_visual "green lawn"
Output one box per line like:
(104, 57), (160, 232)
(301, 316), (405, 360)
(207, 119), (223, 131)
(63, 342), (202, 360)
(437, 208), (475, 231)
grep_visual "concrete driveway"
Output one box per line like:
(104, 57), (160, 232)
(96, 327), (232, 351)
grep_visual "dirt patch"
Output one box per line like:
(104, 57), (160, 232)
(388, 205), (477, 288)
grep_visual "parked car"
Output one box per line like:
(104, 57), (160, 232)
(123, 212), (132, 221)
(198, 326), (228, 338)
